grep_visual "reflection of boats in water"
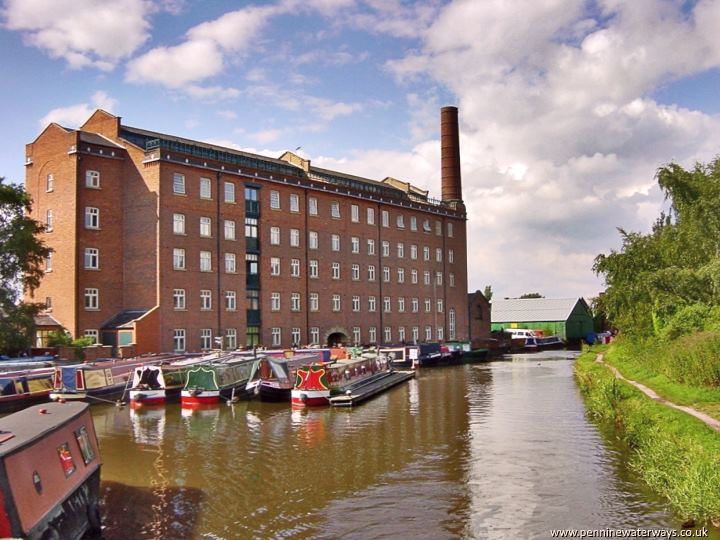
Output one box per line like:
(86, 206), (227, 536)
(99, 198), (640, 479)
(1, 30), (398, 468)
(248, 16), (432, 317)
(130, 405), (166, 446)
(181, 353), (259, 406)
(246, 353), (321, 402)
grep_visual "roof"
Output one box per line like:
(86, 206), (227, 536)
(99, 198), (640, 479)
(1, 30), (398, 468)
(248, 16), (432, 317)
(78, 131), (125, 149)
(34, 313), (62, 327)
(491, 298), (588, 323)
(101, 309), (150, 330)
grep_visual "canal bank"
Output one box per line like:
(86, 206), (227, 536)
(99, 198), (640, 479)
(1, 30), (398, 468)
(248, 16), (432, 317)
(575, 348), (720, 528)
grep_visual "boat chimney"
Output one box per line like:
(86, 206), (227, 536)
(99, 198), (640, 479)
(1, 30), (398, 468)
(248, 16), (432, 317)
(440, 106), (463, 205)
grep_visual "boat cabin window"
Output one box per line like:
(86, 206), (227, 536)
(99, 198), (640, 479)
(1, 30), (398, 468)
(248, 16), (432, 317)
(0, 378), (17, 396)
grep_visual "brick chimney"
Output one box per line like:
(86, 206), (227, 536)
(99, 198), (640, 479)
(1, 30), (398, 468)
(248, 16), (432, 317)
(440, 106), (463, 205)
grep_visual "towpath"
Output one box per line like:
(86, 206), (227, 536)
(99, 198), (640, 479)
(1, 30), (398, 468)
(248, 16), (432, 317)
(595, 353), (720, 434)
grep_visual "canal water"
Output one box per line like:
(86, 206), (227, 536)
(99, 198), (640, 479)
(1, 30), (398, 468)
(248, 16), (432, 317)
(92, 351), (718, 539)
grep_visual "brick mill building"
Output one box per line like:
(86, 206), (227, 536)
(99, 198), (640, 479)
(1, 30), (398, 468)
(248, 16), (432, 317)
(25, 107), (468, 354)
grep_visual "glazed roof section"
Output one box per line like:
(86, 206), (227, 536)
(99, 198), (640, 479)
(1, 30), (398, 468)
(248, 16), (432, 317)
(491, 298), (587, 323)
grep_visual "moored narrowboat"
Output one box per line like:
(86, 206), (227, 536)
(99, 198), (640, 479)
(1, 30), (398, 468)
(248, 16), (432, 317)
(246, 353), (320, 402)
(128, 355), (207, 406)
(181, 354), (259, 406)
(0, 367), (55, 414)
(0, 401), (102, 539)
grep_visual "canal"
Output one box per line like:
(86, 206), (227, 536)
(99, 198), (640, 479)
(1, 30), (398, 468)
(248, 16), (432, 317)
(92, 351), (718, 539)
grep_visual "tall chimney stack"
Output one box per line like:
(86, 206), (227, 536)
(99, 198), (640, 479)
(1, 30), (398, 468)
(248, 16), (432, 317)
(440, 106), (463, 204)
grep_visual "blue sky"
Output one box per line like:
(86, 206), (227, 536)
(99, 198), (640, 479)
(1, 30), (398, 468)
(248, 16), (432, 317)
(2, 0), (720, 300)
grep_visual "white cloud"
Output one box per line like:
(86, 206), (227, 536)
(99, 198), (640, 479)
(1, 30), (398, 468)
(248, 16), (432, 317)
(39, 91), (117, 127)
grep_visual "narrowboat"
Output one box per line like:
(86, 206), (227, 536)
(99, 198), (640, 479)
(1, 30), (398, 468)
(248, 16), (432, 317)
(128, 355), (207, 406)
(181, 354), (260, 406)
(0, 401), (102, 539)
(246, 353), (321, 402)
(377, 346), (417, 369)
(0, 367), (55, 413)
(291, 355), (391, 407)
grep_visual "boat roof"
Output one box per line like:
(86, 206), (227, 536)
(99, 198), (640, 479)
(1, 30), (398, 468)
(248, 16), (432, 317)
(0, 402), (89, 458)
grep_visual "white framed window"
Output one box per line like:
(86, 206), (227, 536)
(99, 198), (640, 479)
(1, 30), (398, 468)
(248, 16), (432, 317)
(384, 326), (392, 343)
(351, 204), (359, 222)
(397, 268), (405, 283)
(173, 173), (185, 194)
(412, 326), (419, 341)
(368, 296), (377, 312)
(200, 216), (212, 237)
(448, 222), (454, 237)
(397, 243), (405, 258)
(436, 272), (443, 286)
(85, 207), (99, 229)
(368, 327), (377, 344)
(291, 258), (300, 277)
(173, 248), (186, 270)
(410, 216), (417, 231)
(423, 246), (430, 261)
(86, 170), (100, 188)
(425, 298), (431, 312)
(367, 207), (375, 225)
(200, 251), (212, 272)
(398, 327), (406, 342)
(351, 264), (360, 281)
(437, 327), (444, 341)
(310, 327), (320, 345)
(226, 328), (237, 350)
(449, 249), (455, 264)
(331, 201), (340, 218)
(381, 210), (389, 227)
(84, 329), (98, 344)
(449, 273), (455, 287)
(367, 265), (376, 281)
(449, 308), (456, 340)
(200, 329), (212, 350)
(383, 266), (390, 283)
(224, 220), (236, 240)
(411, 298), (419, 312)
(200, 177), (211, 199)
(382, 241), (390, 257)
(411, 270), (418, 284)
(436, 248), (443, 262)
(309, 231), (318, 249)
(309, 260), (319, 279)
(383, 296), (391, 313)
(398, 297), (405, 312)
(436, 221), (442, 236)
(224, 181), (235, 203)
(46, 174), (54, 192)
(437, 299), (444, 313)
(225, 290), (236, 311)
(84, 248), (99, 269)
(272, 328), (282, 347)
(291, 293), (301, 312)
(173, 213), (185, 235)
(225, 253), (236, 273)
(310, 293), (319, 311)
(331, 234), (340, 251)
(367, 239), (376, 255)
(270, 227), (280, 245)
(46, 252), (53, 272)
(245, 218), (257, 239)
(424, 271), (431, 285)
(332, 294), (341, 312)
(290, 193), (299, 213)
(84, 288), (99, 310)
(290, 229), (300, 247)
(291, 327), (301, 345)
(410, 244), (418, 260)
(174, 329), (186, 352)
(200, 290), (212, 310)
(270, 190), (280, 209)
(271, 292), (281, 311)
(397, 214), (405, 228)
(353, 327), (361, 345)
(351, 236), (360, 253)
(332, 262), (341, 280)
(352, 295), (360, 312)
(423, 219), (431, 233)
(425, 326), (432, 341)
(308, 197), (318, 216)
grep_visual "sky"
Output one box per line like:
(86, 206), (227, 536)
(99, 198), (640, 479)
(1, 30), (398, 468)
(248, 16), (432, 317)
(2, 0), (720, 301)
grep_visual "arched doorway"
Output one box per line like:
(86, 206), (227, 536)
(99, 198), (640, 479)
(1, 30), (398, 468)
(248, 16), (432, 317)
(325, 328), (348, 347)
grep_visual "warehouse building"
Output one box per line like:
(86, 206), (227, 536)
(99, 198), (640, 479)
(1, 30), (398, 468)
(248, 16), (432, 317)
(490, 298), (593, 341)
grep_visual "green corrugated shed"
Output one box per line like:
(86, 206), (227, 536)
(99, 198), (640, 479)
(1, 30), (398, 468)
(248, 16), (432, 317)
(490, 298), (593, 340)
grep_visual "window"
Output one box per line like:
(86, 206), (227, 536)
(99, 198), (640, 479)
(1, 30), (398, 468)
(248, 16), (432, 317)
(225, 253), (236, 273)
(411, 270), (418, 284)
(368, 296), (377, 312)
(245, 218), (258, 239)
(351, 236), (360, 253)
(309, 231), (318, 249)
(173, 248), (186, 270)
(225, 291), (236, 311)
(397, 243), (405, 258)
(272, 328), (282, 347)
(200, 290), (212, 310)
(46, 174), (54, 192)
(398, 327), (406, 342)
(398, 297), (406, 312)
(435, 221), (442, 236)
(397, 268), (405, 283)
(46, 252), (53, 272)
(84, 329), (98, 344)
(353, 327), (361, 345)
(270, 227), (280, 245)
(449, 273), (455, 287)
(331, 201), (340, 218)
(448, 222), (454, 237)
(412, 326), (419, 341)
(410, 216), (417, 231)
(84, 248), (99, 269)
(384, 327), (392, 343)
(368, 265), (376, 281)
(367, 239), (376, 255)
(351, 264), (360, 281)
(411, 297), (419, 312)
(291, 293), (301, 312)
(424, 271), (431, 285)
(437, 327), (444, 341)
(173, 173), (185, 194)
(200, 251), (212, 272)
(436, 272), (443, 286)
(352, 295), (360, 312)
(382, 241), (390, 257)
(85, 207), (99, 229)
(291, 328), (301, 346)
(247, 326), (260, 347)
(367, 207), (375, 225)
(224, 182), (235, 203)
(449, 249), (454, 264)
(86, 170), (100, 188)
(201, 329), (212, 350)
(369, 327), (377, 344)
(247, 289), (259, 309)
(332, 262), (341, 280)
(245, 187), (258, 213)
(310, 293), (319, 311)
(173, 213), (185, 235)
(271, 293), (280, 311)
(381, 210), (389, 227)
(423, 246), (430, 261)
(436, 248), (443, 262)
(351, 204), (359, 222)
(423, 219), (431, 233)
(332, 294), (341, 312)
(174, 329), (186, 352)
(331, 234), (340, 251)
(291, 258), (300, 277)
(270, 190), (280, 209)
(410, 244), (418, 260)
(226, 328), (237, 350)
(426, 326), (432, 341)
(383, 266), (390, 283)
(290, 194), (299, 213)
(437, 299), (444, 313)
(200, 217), (212, 237)
(308, 197), (318, 215)
(200, 177), (211, 199)
(224, 220), (236, 240)
(248, 254), (259, 276)
(449, 308), (456, 340)
(84, 288), (98, 310)
(310, 327), (320, 345)
(397, 214), (405, 228)
(290, 228), (300, 247)
(309, 260), (319, 279)
(383, 296), (391, 313)
(425, 298), (431, 312)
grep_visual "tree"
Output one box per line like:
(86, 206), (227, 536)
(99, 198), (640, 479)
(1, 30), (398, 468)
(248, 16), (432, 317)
(0, 179), (51, 355)
(483, 285), (493, 301)
(519, 292), (544, 299)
